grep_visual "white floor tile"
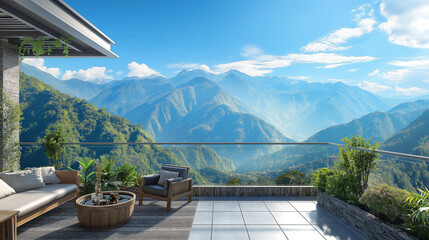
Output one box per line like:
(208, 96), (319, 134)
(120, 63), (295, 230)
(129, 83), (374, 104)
(247, 225), (287, 240)
(242, 212), (277, 225)
(265, 202), (296, 211)
(214, 201), (241, 211)
(188, 225), (211, 240)
(213, 211), (244, 224)
(212, 225), (249, 240)
(281, 225), (325, 240)
(272, 212), (310, 224)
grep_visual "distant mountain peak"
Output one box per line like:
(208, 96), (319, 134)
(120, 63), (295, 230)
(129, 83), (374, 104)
(225, 70), (250, 78)
(122, 74), (166, 81)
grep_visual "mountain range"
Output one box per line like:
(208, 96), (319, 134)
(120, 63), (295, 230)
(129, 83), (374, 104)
(307, 100), (429, 143)
(383, 109), (429, 156)
(19, 72), (242, 184)
(20, 63), (403, 143)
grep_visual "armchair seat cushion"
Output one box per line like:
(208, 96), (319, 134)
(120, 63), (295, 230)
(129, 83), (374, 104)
(142, 184), (168, 197)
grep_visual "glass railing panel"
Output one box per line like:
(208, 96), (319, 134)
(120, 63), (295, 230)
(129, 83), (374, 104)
(19, 142), (428, 189)
(369, 153), (429, 192)
(19, 143), (330, 186)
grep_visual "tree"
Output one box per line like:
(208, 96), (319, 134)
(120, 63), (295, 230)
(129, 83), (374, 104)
(338, 135), (380, 197)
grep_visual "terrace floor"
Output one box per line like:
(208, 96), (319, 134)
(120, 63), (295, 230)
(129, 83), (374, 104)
(16, 197), (368, 240)
(190, 197), (369, 240)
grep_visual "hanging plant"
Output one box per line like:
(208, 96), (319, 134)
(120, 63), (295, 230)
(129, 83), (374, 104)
(42, 126), (67, 170)
(18, 36), (73, 62)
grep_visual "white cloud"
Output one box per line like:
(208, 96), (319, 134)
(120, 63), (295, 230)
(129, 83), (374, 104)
(168, 63), (216, 74)
(62, 67), (113, 82)
(127, 62), (161, 78)
(215, 59), (283, 76)
(382, 69), (410, 81)
(212, 52), (375, 76)
(357, 81), (392, 93)
(389, 58), (429, 69)
(115, 71), (124, 75)
(241, 44), (263, 57)
(352, 3), (374, 20)
(368, 69), (380, 76)
(301, 8), (376, 53)
(348, 68), (359, 72)
(22, 58), (61, 78)
(379, 0), (429, 48)
(395, 86), (429, 96)
(286, 53), (376, 68)
(287, 76), (311, 80)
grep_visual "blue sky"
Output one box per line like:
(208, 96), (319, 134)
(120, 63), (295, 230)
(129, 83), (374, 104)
(23, 0), (429, 98)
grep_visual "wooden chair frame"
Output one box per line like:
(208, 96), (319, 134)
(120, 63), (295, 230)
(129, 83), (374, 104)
(139, 165), (193, 212)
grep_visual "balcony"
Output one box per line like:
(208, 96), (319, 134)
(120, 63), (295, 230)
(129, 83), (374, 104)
(13, 142), (429, 239)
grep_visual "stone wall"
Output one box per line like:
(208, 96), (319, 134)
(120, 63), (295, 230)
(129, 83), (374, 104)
(193, 186), (317, 197)
(317, 191), (412, 240)
(0, 41), (20, 171)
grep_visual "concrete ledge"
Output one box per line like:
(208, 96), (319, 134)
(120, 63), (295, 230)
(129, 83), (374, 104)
(317, 191), (412, 240)
(193, 185), (317, 197)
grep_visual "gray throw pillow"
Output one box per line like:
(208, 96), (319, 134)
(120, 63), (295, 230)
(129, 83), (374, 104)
(0, 179), (16, 199)
(0, 169), (45, 193)
(157, 170), (179, 186)
(28, 167), (61, 184)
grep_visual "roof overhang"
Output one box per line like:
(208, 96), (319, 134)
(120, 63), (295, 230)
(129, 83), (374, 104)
(0, 0), (117, 58)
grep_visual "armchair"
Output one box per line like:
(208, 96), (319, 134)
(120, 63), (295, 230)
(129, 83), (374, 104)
(139, 165), (193, 212)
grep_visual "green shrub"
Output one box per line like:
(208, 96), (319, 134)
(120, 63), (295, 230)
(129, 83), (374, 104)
(116, 163), (138, 186)
(359, 184), (409, 222)
(326, 170), (360, 203)
(312, 168), (335, 191)
(312, 136), (379, 204)
(405, 187), (429, 239)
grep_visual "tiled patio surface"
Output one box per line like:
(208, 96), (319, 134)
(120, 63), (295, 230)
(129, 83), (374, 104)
(189, 197), (369, 240)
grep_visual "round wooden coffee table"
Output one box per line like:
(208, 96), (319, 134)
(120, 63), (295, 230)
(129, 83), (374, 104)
(76, 191), (135, 229)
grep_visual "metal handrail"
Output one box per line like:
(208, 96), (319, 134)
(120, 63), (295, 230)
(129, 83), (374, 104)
(19, 141), (429, 162)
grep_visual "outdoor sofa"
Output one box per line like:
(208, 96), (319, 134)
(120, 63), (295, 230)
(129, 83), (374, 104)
(0, 168), (79, 226)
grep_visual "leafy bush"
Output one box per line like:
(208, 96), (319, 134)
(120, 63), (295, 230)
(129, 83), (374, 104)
(75, 157), (95, 194)
(359, 184), (409, 222)
(405, 187), (429, 239)
(312, 135), (379, 203)
(326, 170), (360, 203)
(99, 156), (121, 190)
(116, 163), (138, 186)
(312, 168), (335, 191)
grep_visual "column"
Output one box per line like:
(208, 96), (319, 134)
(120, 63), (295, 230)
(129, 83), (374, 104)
(0, 40), (20, 171)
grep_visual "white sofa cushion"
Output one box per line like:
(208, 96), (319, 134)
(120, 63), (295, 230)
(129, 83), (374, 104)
(27, 167), (61, 184)
(0, 179), (16, 199)
(0, 169), (45, 193)
(157, 169), (179, 185)
(0, 184), (77, 217)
